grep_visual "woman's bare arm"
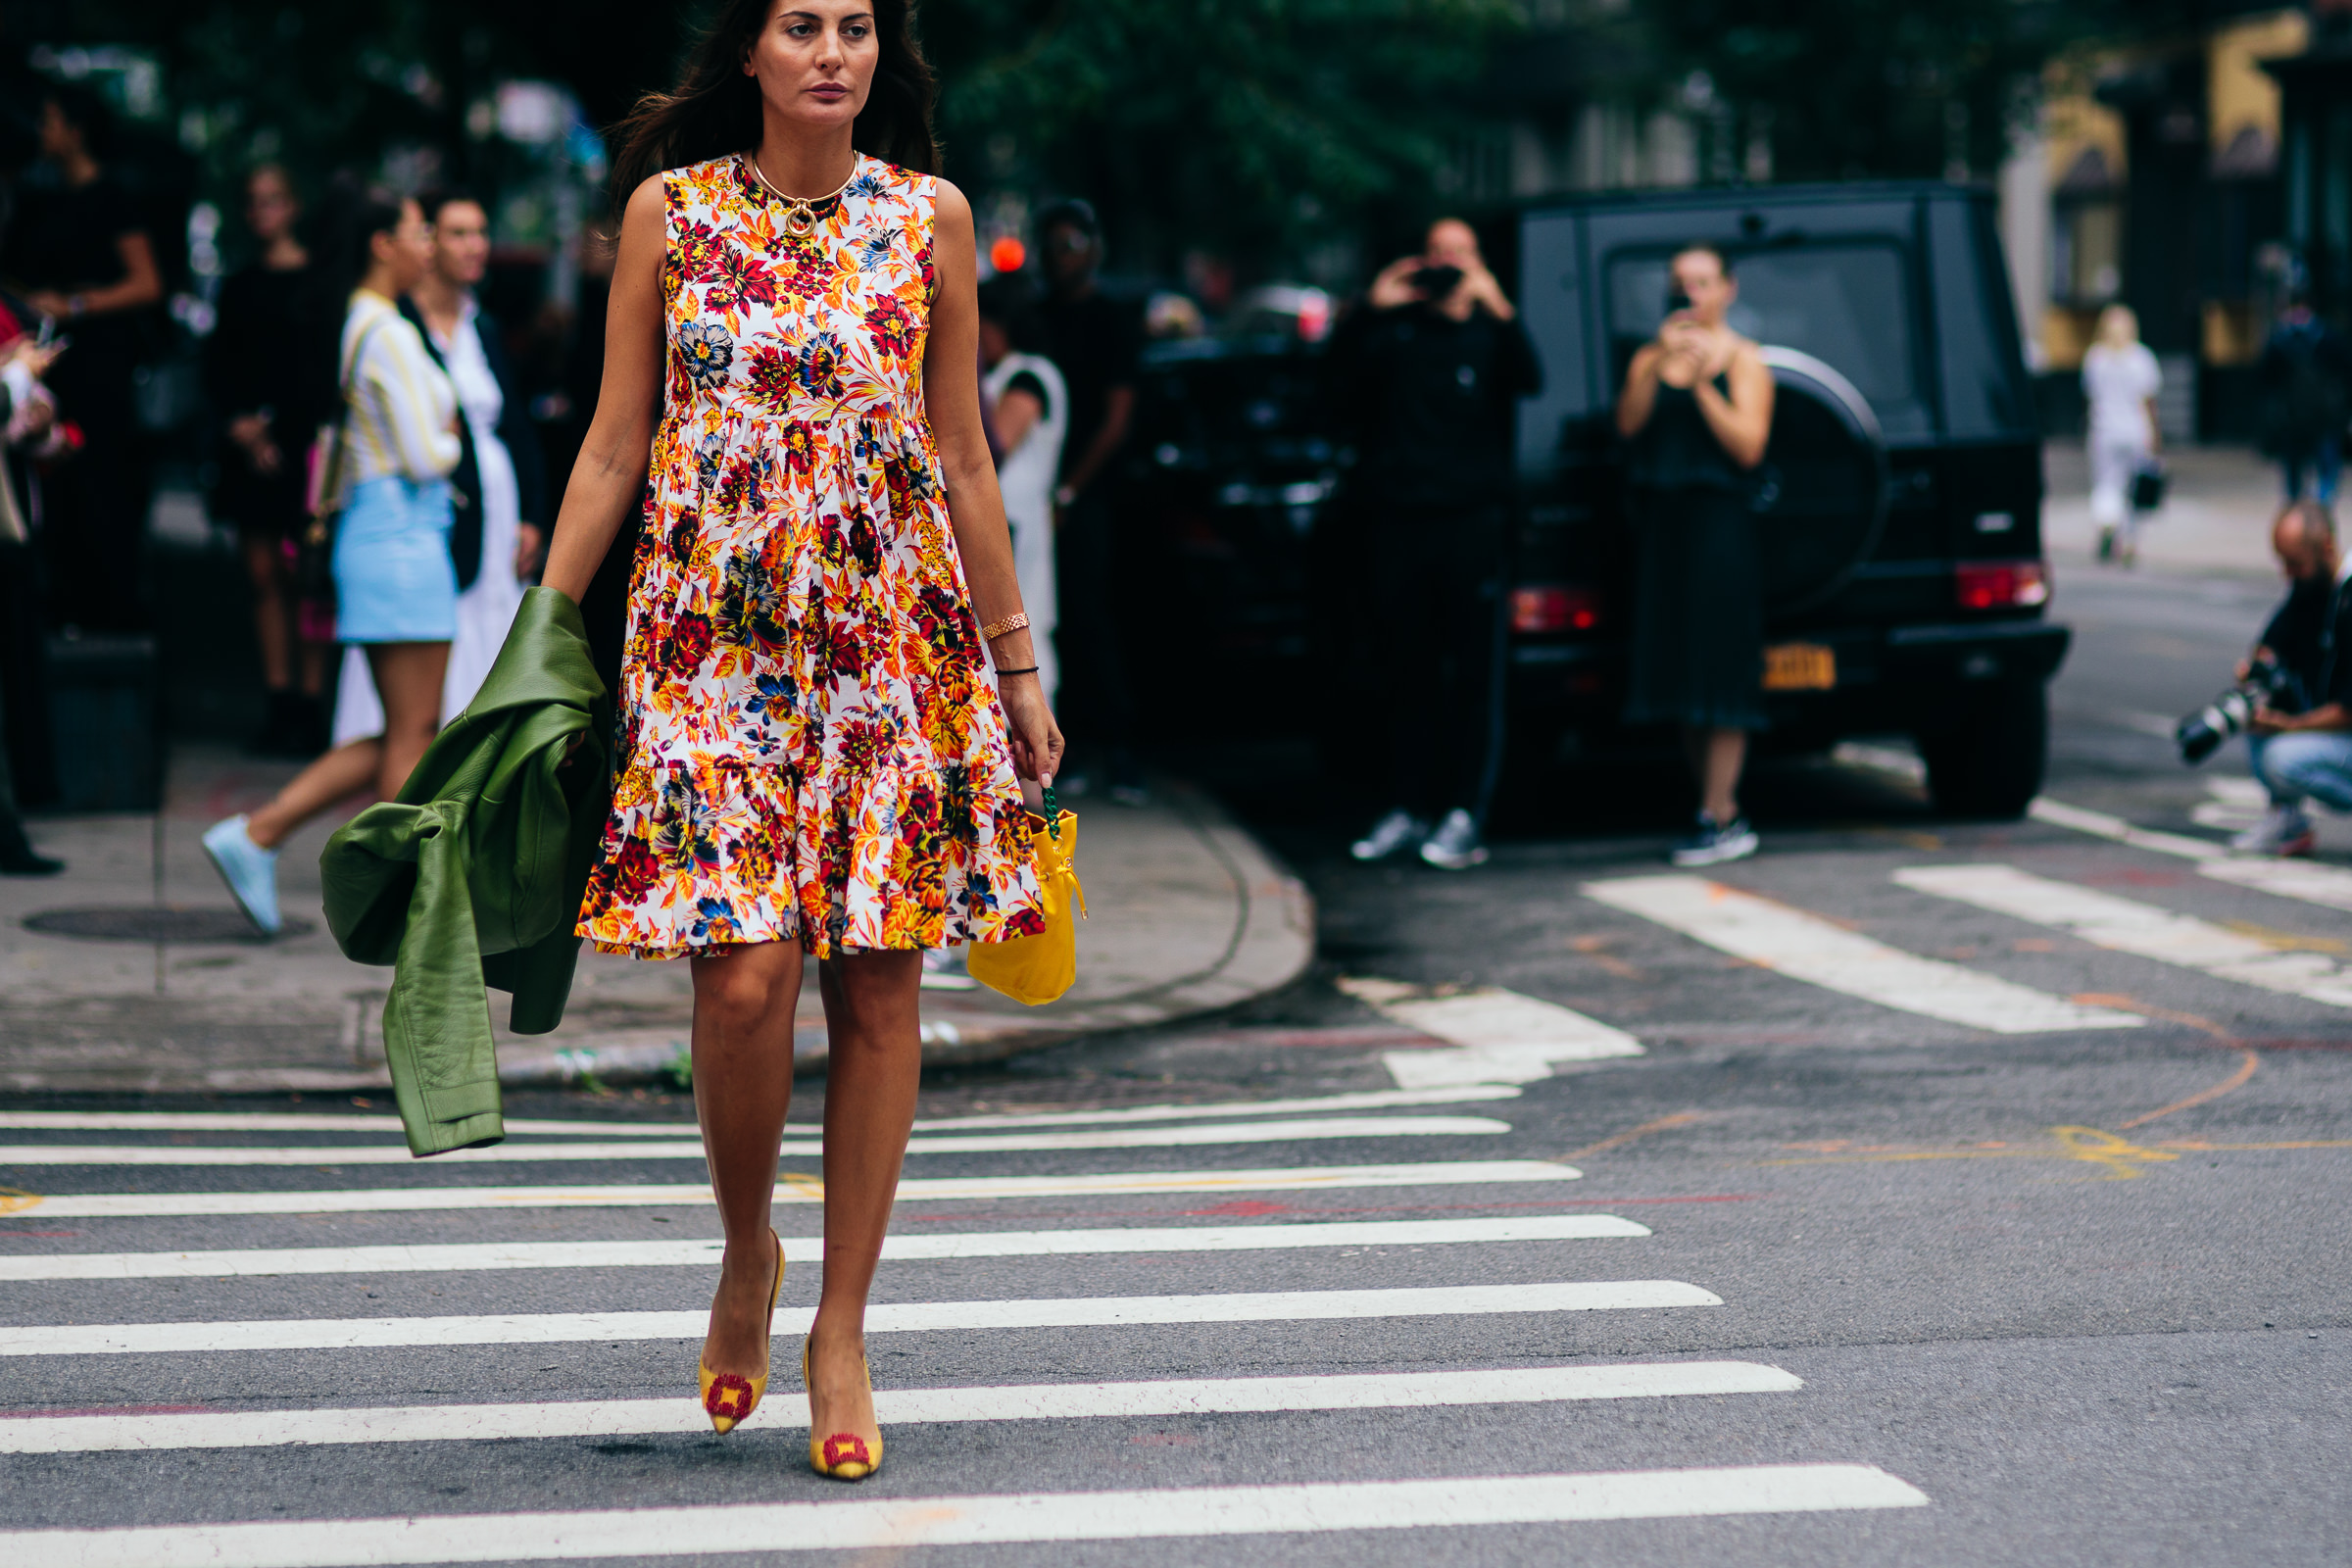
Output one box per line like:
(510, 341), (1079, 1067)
(1616, 343), (1666, 439)
(1691, 343), (1776, 469)
(926, 180), (1062, 782)
(540, 177), (669, 604)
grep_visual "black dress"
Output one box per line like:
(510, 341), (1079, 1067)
(205, 261), (329, 541)
(1623, 374), (1767, 732)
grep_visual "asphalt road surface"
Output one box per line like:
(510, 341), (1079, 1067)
(2, 561), (2347, 1565)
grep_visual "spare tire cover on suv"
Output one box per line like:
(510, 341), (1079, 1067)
(1751, 346), (1889, 618)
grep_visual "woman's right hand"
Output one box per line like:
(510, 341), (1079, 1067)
(997, 673), (1065, 786)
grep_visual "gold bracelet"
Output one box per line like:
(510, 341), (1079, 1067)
(981, 612), (1030, 642)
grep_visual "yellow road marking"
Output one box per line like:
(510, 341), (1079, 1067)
(0, 1187), (41, 1215)
(1559, 1112), (1705, 1163)
(2121, 1050), (2261, 1130)
(2048, 1127), (2179, 1179)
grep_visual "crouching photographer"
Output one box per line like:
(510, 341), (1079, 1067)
(2226, 502), (2352, 858)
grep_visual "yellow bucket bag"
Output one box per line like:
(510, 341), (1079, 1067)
(968, 786), (1086, 1005)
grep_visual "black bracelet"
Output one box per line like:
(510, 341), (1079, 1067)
(995, 665), (1040, 677)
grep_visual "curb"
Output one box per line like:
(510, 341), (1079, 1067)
(500, 780), (1316, 1088)
(0, 783), (1315, 1096)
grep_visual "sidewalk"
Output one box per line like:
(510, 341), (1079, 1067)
(2043, 440), (2289, 580)
(0, 748), (1313, 1095)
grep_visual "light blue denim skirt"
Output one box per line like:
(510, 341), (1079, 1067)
(333, 476), (457, 644)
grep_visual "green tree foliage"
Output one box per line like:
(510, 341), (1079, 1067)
(1617, 0), (2209, 181)
(922, 0), (1521, 269)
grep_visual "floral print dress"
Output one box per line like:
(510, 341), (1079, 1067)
(578, 155), (1044, 959)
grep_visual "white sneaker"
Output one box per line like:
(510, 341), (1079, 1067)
(1350, 808), (1427, 862)
(1418, 809), (1490, 870)
(2230, 804), (2315, 858)
(201, 814), (283, 935)
(1670, 812), (1760, 867)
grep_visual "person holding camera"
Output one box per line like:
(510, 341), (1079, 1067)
(1615, 243), (1776, 866)
(2231, 501), (2352, 858)
(1333, 218), (1541, 871)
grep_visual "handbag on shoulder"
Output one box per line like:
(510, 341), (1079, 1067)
(293, 316), (386, 641)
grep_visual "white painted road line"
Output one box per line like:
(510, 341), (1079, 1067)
(0, 1086), (1524, 1138)
(2031, 796), (2352, 915)
(0, 1116), (1511, 1167)
(1584, 874), (2146, 1035)
(0, 1281), (1722, 1356)
(0, 1215), (1650, 1282)
(0, 1466), (1928, 1564)
(0, 1362), (1798, 1454)
(0, 1160), (1582, 1220)
(1894, 863), (2352, 1009)
(1337, 978), (1644, 1089)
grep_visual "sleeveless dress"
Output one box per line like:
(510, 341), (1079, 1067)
(1623, 374), (1768, 733)
(577, 154), (1045, 959)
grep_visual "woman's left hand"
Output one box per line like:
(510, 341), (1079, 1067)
(998, 673), (1064, 785)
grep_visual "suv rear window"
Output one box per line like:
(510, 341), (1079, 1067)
(1605, 245), (1930, 440)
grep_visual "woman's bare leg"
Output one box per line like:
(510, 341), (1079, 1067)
(1700, 727), (1747, 824)
(365, 641), (450, 801)
(808, 949), (923, 1449)
(689, 943), (803, 1381)
(244, 740), (380, 851)
(242, 535), (292, 692)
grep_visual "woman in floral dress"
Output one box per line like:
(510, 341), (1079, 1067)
(540, 0), (1060, 1478)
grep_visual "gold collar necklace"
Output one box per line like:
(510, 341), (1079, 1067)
(741, 153), (857, 240)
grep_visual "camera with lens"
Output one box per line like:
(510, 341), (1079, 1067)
(2176, 652), (2305, 764)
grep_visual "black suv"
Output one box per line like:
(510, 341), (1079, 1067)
(1507, 181), (2067, 817)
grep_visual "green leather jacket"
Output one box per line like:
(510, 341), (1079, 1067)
(321, 589), (612, 1155)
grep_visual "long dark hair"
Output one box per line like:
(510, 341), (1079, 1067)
(610, 1), (939, 205)
(316, 181), (412, 304)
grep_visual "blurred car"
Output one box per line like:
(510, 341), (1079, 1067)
(1117, 334), (1340, 728)
(1506, 181), (2066, 817)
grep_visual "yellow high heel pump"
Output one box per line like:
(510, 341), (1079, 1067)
(696, 1228), (783, 1435)
(803, 1337), (883, 1481)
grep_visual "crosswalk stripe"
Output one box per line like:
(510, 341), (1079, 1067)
(1584, 874), (2146, 1035)
(4, 1160), (1582, 1220)
(0, 1281), (1723, 1356)
(0, 1117), (1510, 1167)
(1338, 978), (1644, 1088)
(0, 1215), (1651, 1282)
(0, 1466), (1929, 1564)
(0, 1086), (1524, 1138)
(2031, 796), (2352, 914)
(1894, 863), (2352, 1008)
(0, 1362), (1799, 1454)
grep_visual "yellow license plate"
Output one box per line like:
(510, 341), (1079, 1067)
(1764, 642), (1836, 691)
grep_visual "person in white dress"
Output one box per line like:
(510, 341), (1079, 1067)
(2082, 304), (2162, 565)
(978, 275), (1067, 706)
(332, 190), (545, 743)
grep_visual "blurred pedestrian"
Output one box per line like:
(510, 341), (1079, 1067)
(978, 274), (1065, 706)
(0, 83), (164, 632)
(328, 187), (547, 748)
(1614, 242), (1776, 867)
(208, 164), (333, 756)
(2233, 501), (2352, 858)
(201, 191), (461, 935)
(2082, 304), (2161, 565)
(549, 0), (1057, 1476)
(1035, 197), (1146, 805)
(1333, 218), (1542, 871)
(2257, 283), (2352, 507)
(0, 316), (67, 874)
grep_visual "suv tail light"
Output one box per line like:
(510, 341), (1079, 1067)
(1510, 585), (1602, 634)
(1954, 560), (2049, 612)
